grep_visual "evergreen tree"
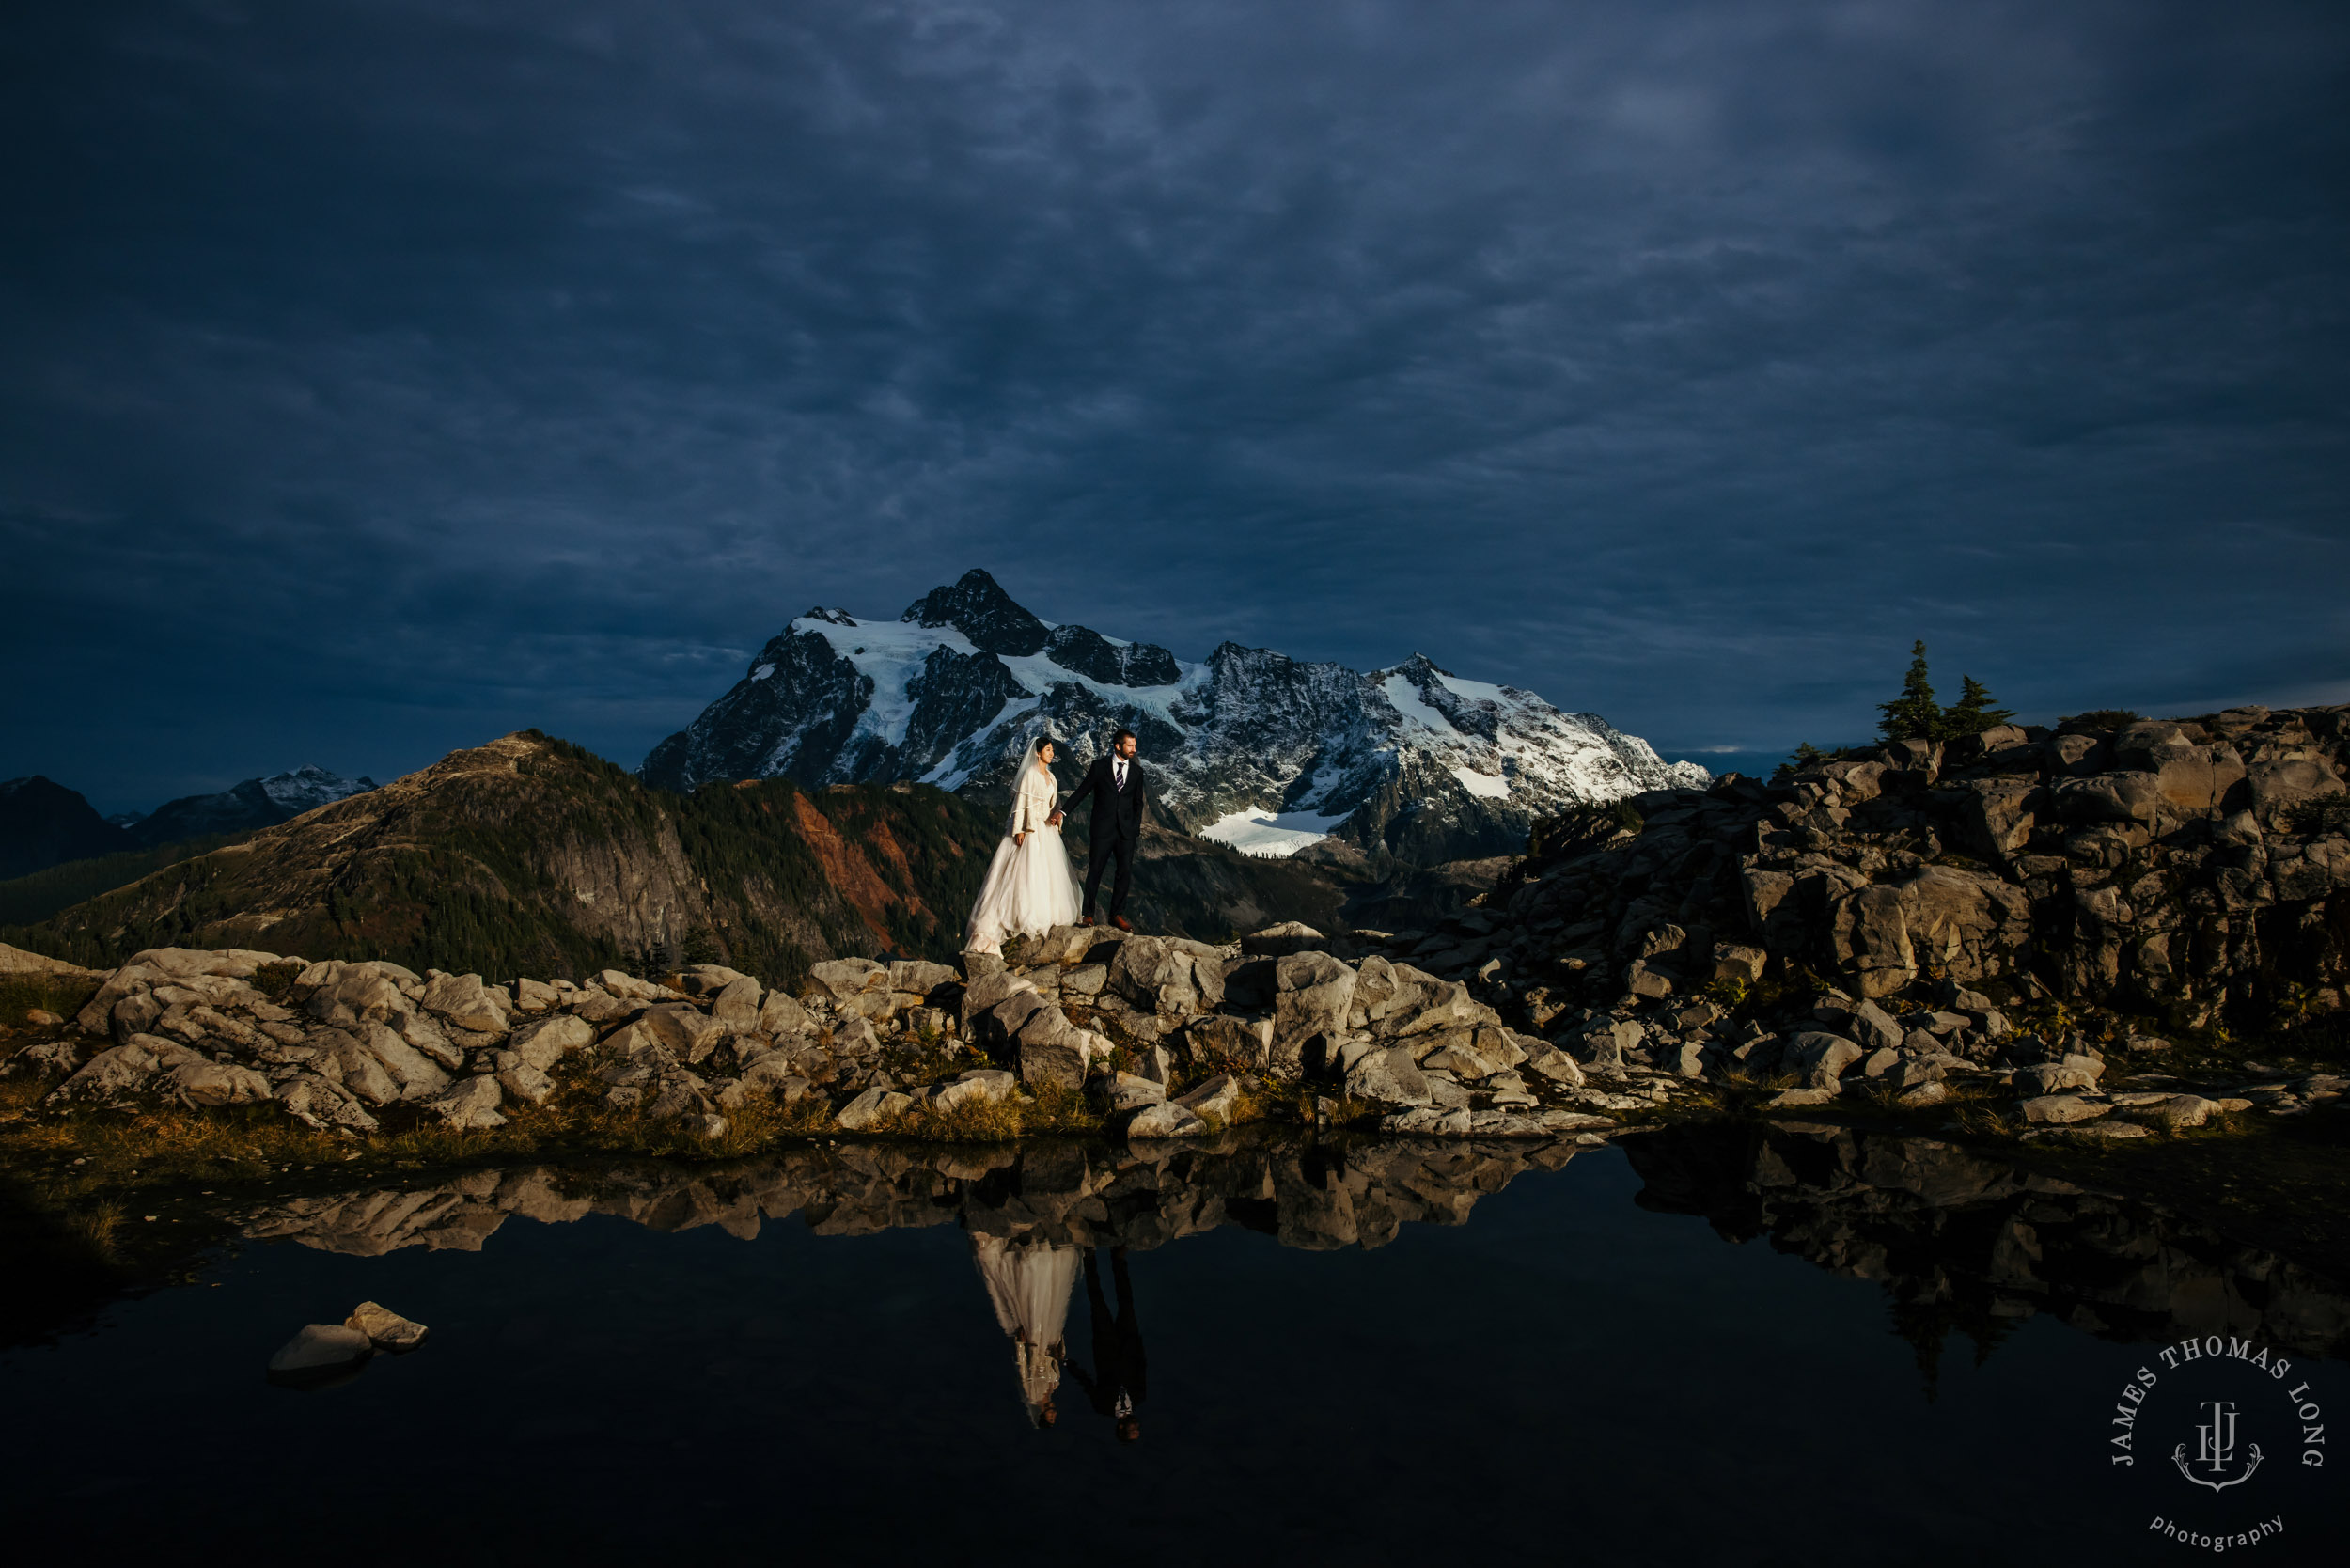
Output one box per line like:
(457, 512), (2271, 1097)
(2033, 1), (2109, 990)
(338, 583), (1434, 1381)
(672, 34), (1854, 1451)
(1877, 641), (1942, 743)
(1943, 675), (2014, 736)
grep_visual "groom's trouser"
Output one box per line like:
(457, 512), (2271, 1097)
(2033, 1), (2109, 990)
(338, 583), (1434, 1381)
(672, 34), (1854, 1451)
(1084, 832), (1135, 918)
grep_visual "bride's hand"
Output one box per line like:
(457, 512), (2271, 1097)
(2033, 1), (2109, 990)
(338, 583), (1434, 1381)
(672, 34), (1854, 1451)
(1015, 831), (1026, 847)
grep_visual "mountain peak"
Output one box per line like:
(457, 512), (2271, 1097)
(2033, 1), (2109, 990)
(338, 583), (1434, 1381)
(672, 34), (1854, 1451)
(899, 569), (1048, 656)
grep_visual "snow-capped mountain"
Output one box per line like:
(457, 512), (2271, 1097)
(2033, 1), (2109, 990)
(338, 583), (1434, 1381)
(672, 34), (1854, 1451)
(642, 570), (1705, 863)
(129, 765), (378, 846)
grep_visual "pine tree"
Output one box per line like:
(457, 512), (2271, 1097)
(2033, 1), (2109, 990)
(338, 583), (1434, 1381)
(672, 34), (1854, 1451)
(1877, 641), (1942, 743)
(1943, 675), (2014, 737)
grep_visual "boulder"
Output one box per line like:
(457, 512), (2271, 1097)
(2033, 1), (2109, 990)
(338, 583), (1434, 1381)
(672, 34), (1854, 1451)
(1026, 925), (1104, 966)
(640, 1003), (728, 1063)
(758, 990), (812, 1038)
(1105, 1072), (1166, 1113)
(887, 959), (960, 996)
(1784, 1031), (1864, 1090)
(48, 1040), (161, 1102)
(708, 976), (763, 1032)
(1344, 1045), (1433, 1109)
(2018, 1055), (2105, 1095)
(494, 1053), (556, 1106)
(2018, 1093), (2110, 1125)
(807, 959), (888, 1002)
(512, 978), (560, 1012)
(2153, 1093), (2220, 1129)
(162, 1059), (274, 1108)
(309, 1027), (400, 1105)
(1271, 951), (1358, 1071)
(1416, 1026), (1528, 1081)
(274, 1073), (381, 1133)
(1108, 935), (1204, 1016)
(1176, 1073), (1246, 1128)
(346, 1301), (430, 1351)
(959, 968), (1037, 1035)
(420, 973), (513, 1036)
(507, 1012), (594, 1071)
(1710, 943), (1767, 984)
(1016, 1006), (1094, 1089)
(361, 1023), (453, 1101)
(1523, 1044), (1587, 1088)
(836, 1086), (911, 1131)
(1126, 1100), (1208, 1139)
(1242, 922), (1327, 958)
(1570, 1016), (1644, 1074)
(933, 1069), (1018, 1113)
(421, 1074), (508, 1130)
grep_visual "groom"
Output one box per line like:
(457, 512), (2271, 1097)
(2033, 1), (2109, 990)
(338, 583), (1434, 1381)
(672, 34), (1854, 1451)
(1051, 729), (1148, 931)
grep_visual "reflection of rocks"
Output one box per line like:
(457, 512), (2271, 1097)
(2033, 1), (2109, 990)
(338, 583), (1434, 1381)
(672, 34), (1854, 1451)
(1624, 1122), (2350, 1361)
(234, 1131), (1587, 1259)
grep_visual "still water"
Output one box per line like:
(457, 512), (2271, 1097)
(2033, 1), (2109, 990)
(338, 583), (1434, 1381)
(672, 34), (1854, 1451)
(5, 1123), (2343, 1565)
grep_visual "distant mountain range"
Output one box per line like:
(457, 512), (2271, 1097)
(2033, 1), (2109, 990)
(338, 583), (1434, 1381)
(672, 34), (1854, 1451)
(643, 568), (1705, 865)
(0, 766), (376, 882)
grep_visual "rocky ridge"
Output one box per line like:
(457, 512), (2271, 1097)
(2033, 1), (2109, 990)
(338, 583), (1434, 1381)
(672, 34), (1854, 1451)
(1343, 701), (2350, 1131)
(641, 568), (1705, 865)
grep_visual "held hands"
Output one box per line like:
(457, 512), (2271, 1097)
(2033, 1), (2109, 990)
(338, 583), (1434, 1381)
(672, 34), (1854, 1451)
(1047, 811), (1062, 826)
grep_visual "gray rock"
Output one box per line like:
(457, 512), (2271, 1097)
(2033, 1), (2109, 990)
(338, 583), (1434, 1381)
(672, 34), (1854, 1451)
(1784, 1031), (1864, 1090)
(1062, 964), (1108, 997)
(2018, 1056), (2105, 1094)
(1523, 1044), (1587, 1088)
(1176, 1073), (1246, 1128)
(640, 1003), (728, 1063)
(420, 972), (513, 1035)
(421, 1074), (508, 1130)
(1271, 950), (1358, 1071)
(808, 958), (888, 1001)
(274, 1072), (381, 1133)
(932, 1068), (1018, 1112)
(758, 990), (813, 1037)
(2017, 1093), (2110, 1125)
(507, 1012), (594, 1071)
(1344, 1045), (1432, 1109)
(887, 959), (960, 996)
(494, 1052), (556, 1106)
(836, 1086), (912, 1131)
(1416, 1026), (1528, 1082)
(162, 1059), (274, 1107)
(1241, 921), (1326, 958)
(1126, 1100), (1208, 1138)
(48, 1040), (161, 1102)
(1106, 1072), (1166, 1112)
(709, 976), (763, 1032)
(361, 1022), (453, 1101)
(1768, 1086), (1841, 1107)
(1896, 1080), (1950, 1107)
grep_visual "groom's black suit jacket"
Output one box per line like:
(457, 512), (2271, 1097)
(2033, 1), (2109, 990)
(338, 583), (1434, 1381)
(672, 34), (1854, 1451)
(1062, 754), (1149, 842)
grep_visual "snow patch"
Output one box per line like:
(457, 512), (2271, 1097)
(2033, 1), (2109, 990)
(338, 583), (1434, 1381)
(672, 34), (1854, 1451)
(1449, 765), (1512, 800)
(1199, 808), (1352, 858)
(752, 664), (775, 681)
(1380, 674), (1454, 735)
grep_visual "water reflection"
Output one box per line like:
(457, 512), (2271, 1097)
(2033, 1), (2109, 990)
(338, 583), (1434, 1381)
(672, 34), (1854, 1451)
(971, 1234), (1078, 1427)
(1625, 1121), (2350, 1367)
(224, 1125), (2350, 1370)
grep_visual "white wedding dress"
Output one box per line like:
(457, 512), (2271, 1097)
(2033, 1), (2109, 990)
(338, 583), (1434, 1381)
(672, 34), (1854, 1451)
(964, 746), (1082, 955)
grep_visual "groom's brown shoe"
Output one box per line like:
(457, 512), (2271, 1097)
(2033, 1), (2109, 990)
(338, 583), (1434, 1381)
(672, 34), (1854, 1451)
(1079, 915), (1095, 927)
(1113, 916), (1133, 932)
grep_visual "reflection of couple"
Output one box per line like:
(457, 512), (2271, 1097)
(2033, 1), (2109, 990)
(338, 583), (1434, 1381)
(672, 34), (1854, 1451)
(969, 1236), (1146, 1440)
(964, 729), (1150, 954)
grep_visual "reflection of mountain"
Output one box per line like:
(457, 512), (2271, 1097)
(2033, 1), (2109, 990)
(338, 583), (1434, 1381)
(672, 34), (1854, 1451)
(1624, 1122), (2350, 1369)
(236, 1130), (1585, 1257)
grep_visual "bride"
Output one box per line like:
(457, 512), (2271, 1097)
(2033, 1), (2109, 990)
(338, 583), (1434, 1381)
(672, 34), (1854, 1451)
(964, 738), (1083, 954)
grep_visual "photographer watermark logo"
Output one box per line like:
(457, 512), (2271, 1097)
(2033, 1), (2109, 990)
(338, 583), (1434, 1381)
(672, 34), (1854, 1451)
(2107, 1334), (2326, 1552)
(2178, 1400), (2260, 1492)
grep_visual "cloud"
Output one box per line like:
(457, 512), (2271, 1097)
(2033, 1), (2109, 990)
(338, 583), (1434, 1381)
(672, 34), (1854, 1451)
(1, 0), (2344, 809)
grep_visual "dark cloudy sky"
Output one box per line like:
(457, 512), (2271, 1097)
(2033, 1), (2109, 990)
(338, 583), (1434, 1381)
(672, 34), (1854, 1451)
(5, 1), (2345, 812)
